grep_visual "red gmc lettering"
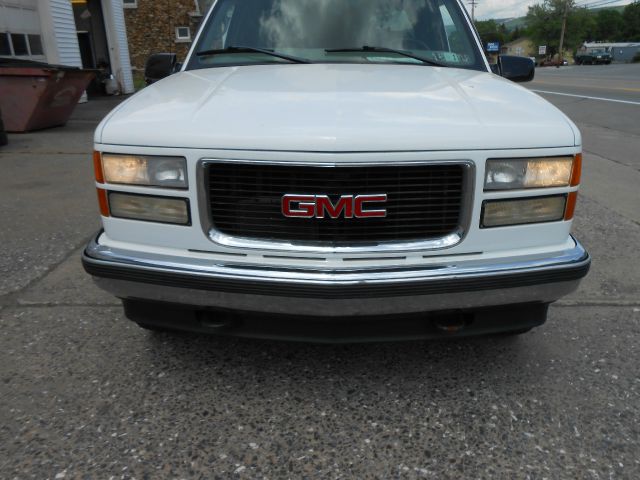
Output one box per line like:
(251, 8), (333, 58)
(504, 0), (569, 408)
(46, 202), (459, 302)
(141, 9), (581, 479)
(281, 194), (316, 217)
(315, 195), (354, 218)
(354, 194), (387, 218)
(282, 194), (387, 218)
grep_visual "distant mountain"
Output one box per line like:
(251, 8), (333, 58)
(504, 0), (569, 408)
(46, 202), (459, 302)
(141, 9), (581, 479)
(589, 5), (626, 13)
(500, 17), (527, 31)
(494, 5), (626, 32)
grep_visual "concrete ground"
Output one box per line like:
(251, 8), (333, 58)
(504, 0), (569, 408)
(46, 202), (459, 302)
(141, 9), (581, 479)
(1, 65), (639, 478)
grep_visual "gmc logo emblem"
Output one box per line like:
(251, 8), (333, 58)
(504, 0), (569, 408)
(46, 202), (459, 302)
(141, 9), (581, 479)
(282, 194), (387, 219)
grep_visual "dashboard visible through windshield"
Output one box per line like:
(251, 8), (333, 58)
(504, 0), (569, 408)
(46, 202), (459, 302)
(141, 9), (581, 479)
(187, 0), (485, 71)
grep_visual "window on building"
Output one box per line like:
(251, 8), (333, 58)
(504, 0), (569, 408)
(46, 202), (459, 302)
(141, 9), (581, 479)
(0, 33), (11, 56)
(123, 0), (137, 8)
(175, 26), (191, 42)
(10, 33), (28, 56)
(28, 34), (43, 56)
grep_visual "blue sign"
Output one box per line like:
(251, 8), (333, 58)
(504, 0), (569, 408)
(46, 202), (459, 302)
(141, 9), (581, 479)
(486, 42), (500, 52)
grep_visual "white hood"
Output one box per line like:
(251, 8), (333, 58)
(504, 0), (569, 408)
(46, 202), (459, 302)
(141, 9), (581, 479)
(97, 63), (579, 151)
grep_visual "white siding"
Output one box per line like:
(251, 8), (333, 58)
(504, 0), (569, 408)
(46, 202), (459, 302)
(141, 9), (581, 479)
(0, 0), (46, 60)
(102, 0), (134, 94)
(0, 1), (39, 32)
(48, 0), (82, 67)
(5, 0), (133, 95)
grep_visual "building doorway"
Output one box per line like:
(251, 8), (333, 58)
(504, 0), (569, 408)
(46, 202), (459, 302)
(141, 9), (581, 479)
(71, 0), (111, 95)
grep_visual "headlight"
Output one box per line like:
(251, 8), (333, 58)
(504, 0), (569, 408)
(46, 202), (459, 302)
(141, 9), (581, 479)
(101, 154), (187, 188)
(109, 192), (190, 225)
(484, 156), (575, 191)
(482, 195), (566, 228)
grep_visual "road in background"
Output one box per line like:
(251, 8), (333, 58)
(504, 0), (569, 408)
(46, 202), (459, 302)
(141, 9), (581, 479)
(529, 63), (640, 104)
(0, 67), (639, 478)
(526, 64), (640, 306)
(527, 64), (640, 236)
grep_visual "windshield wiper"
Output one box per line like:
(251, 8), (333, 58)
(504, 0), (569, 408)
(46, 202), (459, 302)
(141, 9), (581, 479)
(325, 46), (447, 67)
(196, 46), (310, 64)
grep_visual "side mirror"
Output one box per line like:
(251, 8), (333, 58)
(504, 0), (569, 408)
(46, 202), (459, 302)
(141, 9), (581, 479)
(497, 55), (535, 83)
(144, 53), (178, 85)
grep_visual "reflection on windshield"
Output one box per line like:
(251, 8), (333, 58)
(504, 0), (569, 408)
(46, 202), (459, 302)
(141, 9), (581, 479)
(259, 0), (430, 50)
(189, 0), (482, 70)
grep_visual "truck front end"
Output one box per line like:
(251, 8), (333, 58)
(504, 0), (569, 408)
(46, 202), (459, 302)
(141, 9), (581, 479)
(82, 0), (589, 341)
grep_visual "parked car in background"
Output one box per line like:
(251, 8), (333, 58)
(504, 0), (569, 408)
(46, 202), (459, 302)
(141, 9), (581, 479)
(83, 0), (589, 342)
(539, 58), (569, 67)
(576, 50), (612, 65)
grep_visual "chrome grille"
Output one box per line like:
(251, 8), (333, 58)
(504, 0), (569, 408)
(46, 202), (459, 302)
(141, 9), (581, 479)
(206, 163), (466, 245)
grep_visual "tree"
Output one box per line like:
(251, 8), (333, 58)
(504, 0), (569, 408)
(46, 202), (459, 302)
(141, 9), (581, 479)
(595, 9), (624, 41)
(509, 26), (523, 42)
(622, 2), (640, 40)
(525, 0), (596, 56)
(571, 6), (598, 45)
(474, 19), (507, 46)
(526, 2), (562, 57)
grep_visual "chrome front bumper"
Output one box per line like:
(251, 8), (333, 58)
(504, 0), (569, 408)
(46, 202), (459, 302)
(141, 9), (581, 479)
(82, 233), (590, 317)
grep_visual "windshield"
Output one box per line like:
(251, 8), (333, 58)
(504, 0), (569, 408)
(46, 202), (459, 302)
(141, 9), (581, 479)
(187, 0), (485, 71)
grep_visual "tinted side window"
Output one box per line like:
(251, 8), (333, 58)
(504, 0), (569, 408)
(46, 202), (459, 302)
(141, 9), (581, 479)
(0, 33), (11, 56)
(11, 33), (28, 55)
(28, 34), (43, 55)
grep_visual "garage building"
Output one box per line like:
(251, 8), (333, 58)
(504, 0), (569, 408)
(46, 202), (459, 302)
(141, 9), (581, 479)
(0, 0), (134, 95)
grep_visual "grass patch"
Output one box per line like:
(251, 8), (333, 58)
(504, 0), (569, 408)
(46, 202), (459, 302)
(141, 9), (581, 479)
(132, 70), (146, 91)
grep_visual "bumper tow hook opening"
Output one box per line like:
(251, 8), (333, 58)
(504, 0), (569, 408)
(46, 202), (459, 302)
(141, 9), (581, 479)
(434, 314), (470, 334)
(197, 311), (235, 330)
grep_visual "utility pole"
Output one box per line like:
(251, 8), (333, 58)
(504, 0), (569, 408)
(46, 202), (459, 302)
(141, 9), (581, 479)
(557, 0), (570, 67)
(468, 0), (478, 22)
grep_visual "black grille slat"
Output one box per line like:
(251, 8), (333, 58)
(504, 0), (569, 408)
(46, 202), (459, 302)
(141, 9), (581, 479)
(208, 198), (463, 205)
(207, 163), (465, 244)
(210, 213), (462, 221)
(209, 206), (462, 212)
(207, 180), (464, 187)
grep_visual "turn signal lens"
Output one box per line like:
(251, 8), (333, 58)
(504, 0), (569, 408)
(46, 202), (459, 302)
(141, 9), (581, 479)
(565, 191), (578, 220)
(570, 154), (582, 186)
(96, 188), (110, 217)
(93, 151), (104, 183)
(485, 156), (574, 190)
(482, 195), (566, 228)
(102, 154), (187, 188)
(109, 192), (190, 225)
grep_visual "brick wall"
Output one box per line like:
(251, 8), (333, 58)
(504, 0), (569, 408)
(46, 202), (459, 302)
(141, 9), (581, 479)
(124, 0), (202, 71)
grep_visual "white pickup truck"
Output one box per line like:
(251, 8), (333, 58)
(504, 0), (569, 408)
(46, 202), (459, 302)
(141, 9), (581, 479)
(82, 0), (590, 341)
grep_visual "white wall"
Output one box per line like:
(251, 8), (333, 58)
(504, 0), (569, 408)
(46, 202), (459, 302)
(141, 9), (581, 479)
(39, 0), (83, 67)
(3, 0), (134, 96)
(101, 0), (134, 94)
(0, 0), (46, 61)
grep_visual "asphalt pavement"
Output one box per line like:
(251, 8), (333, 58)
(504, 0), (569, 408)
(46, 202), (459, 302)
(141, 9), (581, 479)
(1, 65), (639, 479)
(529, 62), (640, 104)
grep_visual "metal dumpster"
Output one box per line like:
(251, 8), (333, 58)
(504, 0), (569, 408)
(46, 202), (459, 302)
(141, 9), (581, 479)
(0, 107), (7, 146)
(0, 59), (95, 133)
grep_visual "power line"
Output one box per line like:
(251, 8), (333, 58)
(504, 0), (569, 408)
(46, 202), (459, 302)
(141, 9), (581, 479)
(576, 0), (629, 8)
(479, 0), (630, 20)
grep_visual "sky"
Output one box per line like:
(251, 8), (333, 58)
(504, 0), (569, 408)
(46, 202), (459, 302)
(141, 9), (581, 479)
(474, 0), (634, 20)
